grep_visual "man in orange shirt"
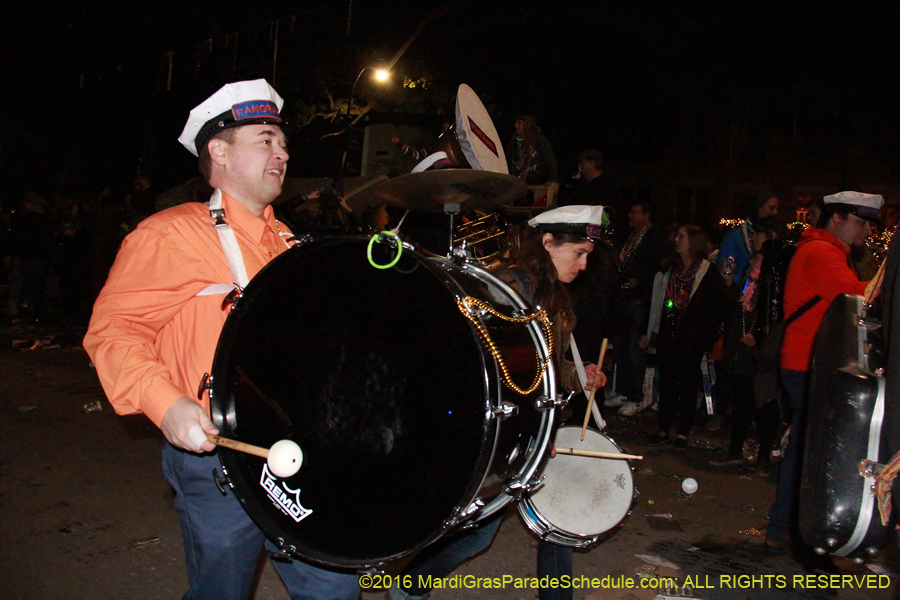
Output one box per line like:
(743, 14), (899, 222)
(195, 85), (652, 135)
(84, 80), (360, 600)
(764, 190), (882, 559)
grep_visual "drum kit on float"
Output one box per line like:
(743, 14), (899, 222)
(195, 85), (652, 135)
(201, 84), (639, 570)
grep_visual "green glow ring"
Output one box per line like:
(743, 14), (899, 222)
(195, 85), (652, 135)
(367, 231), (402, 269)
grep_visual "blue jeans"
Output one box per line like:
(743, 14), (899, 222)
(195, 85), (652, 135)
(389, 512), (504, 599)
(162, 443), (360, 600)
(612, 300), (648, 404)
(766, 369), (808, 542)
(537, 541), (573, 600)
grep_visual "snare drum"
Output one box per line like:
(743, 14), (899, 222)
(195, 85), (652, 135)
(518, 426), (635, 547)
(208, 236), (558, 568)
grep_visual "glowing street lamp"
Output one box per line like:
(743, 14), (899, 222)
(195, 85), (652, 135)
(346, 66), (391, 116)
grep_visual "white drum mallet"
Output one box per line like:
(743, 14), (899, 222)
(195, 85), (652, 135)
(188, 424), (303, 478)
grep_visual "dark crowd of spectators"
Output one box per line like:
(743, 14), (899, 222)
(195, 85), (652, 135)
(0, 176), (155, 328)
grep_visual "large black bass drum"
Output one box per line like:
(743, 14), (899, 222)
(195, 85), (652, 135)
(800, 292), (892, 559)
(207, 236), (559, 568)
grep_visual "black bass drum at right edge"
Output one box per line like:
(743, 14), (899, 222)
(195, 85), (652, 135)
(800, 292), (892, 560)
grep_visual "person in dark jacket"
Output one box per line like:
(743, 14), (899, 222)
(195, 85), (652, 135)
(608, 202), (666, 413)
(710, 216), (785, 474)
(507, 115), (557, 186)
(641, 224), (727, 449)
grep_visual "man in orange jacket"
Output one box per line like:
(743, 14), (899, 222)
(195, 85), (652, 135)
(765, 190), (883, 557)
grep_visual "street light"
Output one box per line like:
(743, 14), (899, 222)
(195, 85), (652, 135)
(346, 66), (390, 116)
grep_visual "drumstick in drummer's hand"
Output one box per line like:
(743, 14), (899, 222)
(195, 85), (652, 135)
(580, 338), (608, 441)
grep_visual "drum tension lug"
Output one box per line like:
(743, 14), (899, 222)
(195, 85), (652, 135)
(268, 538), (297, 562)
(535, 391), (574, 411)
(492, 402), (519, 419)
(506, 475), (545, 497)
(212, 469), (231, 496)
(221, 287), (243, 311)
(443, 498), (486, 529)
(197, 373), (213, 401)
(359, 566), (386, 576)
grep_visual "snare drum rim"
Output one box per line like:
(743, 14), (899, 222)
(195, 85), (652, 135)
(517, 426), (635, 544)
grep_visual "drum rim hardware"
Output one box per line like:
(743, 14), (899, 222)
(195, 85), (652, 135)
(535, 391), (574, 411)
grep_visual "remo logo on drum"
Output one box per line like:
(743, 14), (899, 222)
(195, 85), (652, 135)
(260, 464), (313, 523)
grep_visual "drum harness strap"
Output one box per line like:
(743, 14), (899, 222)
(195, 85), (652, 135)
(196, 189), (293, 297)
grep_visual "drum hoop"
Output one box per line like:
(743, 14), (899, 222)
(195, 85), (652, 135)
(449, 260), (558, 522)
(518, 427), (635, 541)
(209, 240), (556, 566)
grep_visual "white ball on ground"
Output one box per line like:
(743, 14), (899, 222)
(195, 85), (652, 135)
(267, 440), (304, 478)
(681, 477), (698, 494)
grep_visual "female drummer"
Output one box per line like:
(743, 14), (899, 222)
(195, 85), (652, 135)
(388, 205), (607, 600)
(500, 205), (609, 599)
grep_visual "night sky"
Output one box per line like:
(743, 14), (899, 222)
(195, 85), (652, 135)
(3, 1), (899, 211)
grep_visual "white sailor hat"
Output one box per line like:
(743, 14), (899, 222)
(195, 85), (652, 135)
(178, 79), (285, 156)
(823, 191), (884, 222)
(528, 205), (606, 241)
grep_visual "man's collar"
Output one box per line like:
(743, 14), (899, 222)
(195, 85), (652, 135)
(220, 191), (276, 244)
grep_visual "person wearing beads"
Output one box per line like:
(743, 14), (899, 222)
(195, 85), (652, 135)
(388, 205), (607, 600)
(641, 224), (727, 449)
(83, 80), (361, 600)
(717, 190), (780, 286)
(608, 201), (666, 414)
(710, 216), (785, 474)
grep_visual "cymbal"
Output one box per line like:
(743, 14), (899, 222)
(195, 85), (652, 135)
(373, 169), (527, 213)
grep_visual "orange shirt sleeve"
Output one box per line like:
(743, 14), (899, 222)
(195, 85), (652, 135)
(84, 217), (224, 428)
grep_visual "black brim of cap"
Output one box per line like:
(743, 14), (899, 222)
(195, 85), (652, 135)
(195, 111), (286, 155)
(827, 202), (881, 223)
(532, 223), (602, 240)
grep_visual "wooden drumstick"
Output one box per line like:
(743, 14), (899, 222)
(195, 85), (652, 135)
(555, 446), (643, 460)
(580, 338), (609, 441)
(205, 433), (269, 458)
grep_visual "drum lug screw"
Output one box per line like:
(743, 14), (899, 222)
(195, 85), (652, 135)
(492, 402), (519, 419)
(506, 474), (544, 497)
(197, 373), (213, 401)
(358, 566), (386, 576)
(268, 538), (297, 562)
(458, 498), (485, 521)
(221, 287), (243, 311)
(212, 468), (232, 496)
(535, 392), (574, 411)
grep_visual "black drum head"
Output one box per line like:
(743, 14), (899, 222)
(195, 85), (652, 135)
(209, 237), (491, 567)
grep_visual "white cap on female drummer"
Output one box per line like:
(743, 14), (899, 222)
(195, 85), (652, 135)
(528, 205), (606, 241)
(177, 79), (285, 156)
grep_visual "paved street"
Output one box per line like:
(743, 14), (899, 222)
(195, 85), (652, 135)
(1, 325), (898, 600)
